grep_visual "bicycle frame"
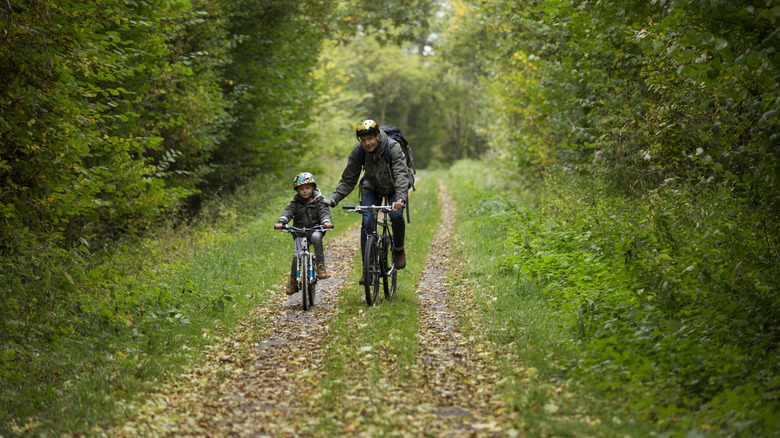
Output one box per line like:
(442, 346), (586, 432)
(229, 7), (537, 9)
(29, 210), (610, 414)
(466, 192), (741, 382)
(342, 205), (398, 305)
(279, 225), (325, 310)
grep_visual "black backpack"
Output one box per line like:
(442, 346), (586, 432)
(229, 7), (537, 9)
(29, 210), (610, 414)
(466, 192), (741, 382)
(357, 125), (416, 191)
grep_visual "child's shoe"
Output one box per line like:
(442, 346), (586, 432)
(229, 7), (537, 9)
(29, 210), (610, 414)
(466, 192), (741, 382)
(285, 277), (297, 295)
(316, 262), (328, 279)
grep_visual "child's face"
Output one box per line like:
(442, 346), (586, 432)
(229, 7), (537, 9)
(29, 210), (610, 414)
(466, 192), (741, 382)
(296, 183), (314, 199)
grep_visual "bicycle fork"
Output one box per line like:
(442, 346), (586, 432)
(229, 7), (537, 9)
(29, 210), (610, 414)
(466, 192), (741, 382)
(307, 252), (314, 283)
(296, 254), (315, 283)
(296, 237), (313, 286)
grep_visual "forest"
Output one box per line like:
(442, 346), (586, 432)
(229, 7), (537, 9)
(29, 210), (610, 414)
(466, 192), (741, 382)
(1, 0), (778, 436)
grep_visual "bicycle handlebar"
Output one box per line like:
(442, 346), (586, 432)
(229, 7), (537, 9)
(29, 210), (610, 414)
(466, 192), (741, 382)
(279, 225), (329, 233)
(341, 205), (394, 213)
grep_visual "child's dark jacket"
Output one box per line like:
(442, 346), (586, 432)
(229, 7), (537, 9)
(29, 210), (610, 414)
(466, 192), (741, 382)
(277, 189), (332, 228)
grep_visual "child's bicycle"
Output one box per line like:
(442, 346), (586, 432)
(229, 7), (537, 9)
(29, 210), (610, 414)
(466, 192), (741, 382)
(279, 225), (327, 311)
(342, 205), (398, 306)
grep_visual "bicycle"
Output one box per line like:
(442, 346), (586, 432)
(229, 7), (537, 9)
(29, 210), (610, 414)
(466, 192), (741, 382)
(278, 225), (327, 311)
(342, 205), (398, 306)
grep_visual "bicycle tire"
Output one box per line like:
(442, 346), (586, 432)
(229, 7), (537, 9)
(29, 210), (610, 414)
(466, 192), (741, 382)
(364, 235), (380, 306)
(383, 234), (397, 298)
(309, 254), (316, 307)
(380, 234), (391, 299)
(301, 255), (311, 311)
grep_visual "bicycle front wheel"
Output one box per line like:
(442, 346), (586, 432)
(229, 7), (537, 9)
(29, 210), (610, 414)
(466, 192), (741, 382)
(382, 234), (397, 299)
(363, 235), (380, 306)
(309, 255), (316, 307)
(301, 256), (311, 311)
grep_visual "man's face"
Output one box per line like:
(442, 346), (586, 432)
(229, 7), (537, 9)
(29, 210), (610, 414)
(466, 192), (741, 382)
(359, 133), (381, 153)
(296, 183), (314, 199)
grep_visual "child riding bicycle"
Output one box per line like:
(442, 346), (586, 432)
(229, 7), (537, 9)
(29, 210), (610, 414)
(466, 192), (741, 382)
(274, 172), (334, 294)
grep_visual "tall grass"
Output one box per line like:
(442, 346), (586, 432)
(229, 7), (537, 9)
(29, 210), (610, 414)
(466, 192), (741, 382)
(447, 158), (779, 437)
(0, 160), (355, 435)
(446, 159), (659, 437)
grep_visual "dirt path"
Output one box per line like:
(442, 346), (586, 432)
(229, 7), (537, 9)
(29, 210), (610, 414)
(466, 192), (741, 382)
(114, 180), (512, 436)
(114, 227), (361, 436)
(403, 182), (508, 435)
(319, 181), (510, 436)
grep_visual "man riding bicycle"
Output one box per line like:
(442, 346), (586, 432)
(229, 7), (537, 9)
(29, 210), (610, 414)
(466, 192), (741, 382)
(326, 119), (410, 284)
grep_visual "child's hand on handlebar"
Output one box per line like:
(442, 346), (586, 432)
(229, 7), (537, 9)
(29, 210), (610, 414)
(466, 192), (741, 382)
(322, 223), (334, 229)
(274, 223), (284, 230)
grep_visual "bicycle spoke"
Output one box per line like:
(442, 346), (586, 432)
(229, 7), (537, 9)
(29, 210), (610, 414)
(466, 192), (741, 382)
(301, 256), (309, 311)
(364, 235), (380, 305)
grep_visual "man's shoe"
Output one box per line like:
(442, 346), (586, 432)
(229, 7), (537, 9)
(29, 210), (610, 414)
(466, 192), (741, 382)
(316, 262), (328, 279)
(285, 277), (297, 295)
(393, 249), (406, 269)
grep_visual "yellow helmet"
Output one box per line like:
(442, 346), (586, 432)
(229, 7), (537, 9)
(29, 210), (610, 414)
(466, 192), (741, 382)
(355, 119), (379, 139)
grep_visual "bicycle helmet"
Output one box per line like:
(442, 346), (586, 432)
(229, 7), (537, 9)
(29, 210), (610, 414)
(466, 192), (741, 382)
(355, 119), (380, 139)
(293, 172), (317, 189)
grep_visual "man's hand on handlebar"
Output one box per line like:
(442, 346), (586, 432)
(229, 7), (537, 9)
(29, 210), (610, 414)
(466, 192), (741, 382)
(322, 222), (334, 229)
(392, 201), (405, 211)
(274, 223), (284, 230)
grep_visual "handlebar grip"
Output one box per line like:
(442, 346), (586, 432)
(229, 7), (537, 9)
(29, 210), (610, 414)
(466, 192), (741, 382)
(341, 206), (356, 210)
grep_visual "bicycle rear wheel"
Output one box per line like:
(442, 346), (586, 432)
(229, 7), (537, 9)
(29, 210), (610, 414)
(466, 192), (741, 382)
(363, 235), (380, 306)
(301, 256), (311, 311)
(382, 234), (397, 298)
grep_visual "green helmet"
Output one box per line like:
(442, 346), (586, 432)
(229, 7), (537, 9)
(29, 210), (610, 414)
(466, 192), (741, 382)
(293, 172), (316, 189)
(355, 119), (379, 139)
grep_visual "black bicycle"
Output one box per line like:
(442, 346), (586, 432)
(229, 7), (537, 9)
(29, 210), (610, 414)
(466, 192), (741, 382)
(342, 205), (397, 305)
(279, 225), (326, 311)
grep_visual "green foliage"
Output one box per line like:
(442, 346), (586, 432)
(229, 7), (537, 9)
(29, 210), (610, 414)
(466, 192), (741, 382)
(314, 33), (489, 168)
(0, 0), (335, 432)
(446, 158), (780, 436)
(327, 0), (437, 47)
(209, 0), (328, 188)
(0, 169), (309, 434)
(437, 2), (780, 434)
(447, 160), (659, 437)
(0, 0), (332, 319)
(500, 167), (779, 436)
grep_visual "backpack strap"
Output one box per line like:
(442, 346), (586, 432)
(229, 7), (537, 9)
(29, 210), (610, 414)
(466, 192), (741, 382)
(356, 139), (391, 165)
(384, 137), (411, 223)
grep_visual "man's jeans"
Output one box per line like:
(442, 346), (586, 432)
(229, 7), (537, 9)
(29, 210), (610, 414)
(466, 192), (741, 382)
(361, 188), (405, 261)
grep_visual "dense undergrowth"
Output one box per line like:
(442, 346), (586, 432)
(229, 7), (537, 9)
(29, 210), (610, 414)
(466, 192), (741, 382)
(0, 162), (355, 435)
(448, 159), (779, 437)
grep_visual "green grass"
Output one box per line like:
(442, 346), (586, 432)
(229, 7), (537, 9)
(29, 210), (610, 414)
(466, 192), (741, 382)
(0, 160), (357, 436)
(448, 158), (780, 437)
(446, 160), (659, 437)
(315, 170), (443, 434)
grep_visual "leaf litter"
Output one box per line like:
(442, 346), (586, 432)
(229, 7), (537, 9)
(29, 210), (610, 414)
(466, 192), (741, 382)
(111, 180), (517, 437)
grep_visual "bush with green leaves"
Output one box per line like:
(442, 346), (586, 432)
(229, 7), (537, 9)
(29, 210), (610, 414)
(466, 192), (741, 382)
(501, 166), (779, 435)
